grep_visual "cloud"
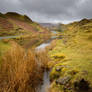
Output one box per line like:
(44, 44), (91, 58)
(0, 0), (92, 23)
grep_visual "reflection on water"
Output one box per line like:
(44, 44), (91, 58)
(35, 39), (52, 92)
(0, 36), (19, 40)
(36, 31), (58, 51)
(35, 31), (58, 92)
(35, 43), (50, 50)
(51, 31), (57, 34)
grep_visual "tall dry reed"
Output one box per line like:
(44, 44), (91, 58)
(0, 42), (42, 92)
(35, 49), (50, 69)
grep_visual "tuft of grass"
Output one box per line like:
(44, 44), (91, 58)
(35, 50), (50, 69)
(0, 42), (43, 92)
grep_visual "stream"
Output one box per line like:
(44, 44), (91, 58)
(35, 42), (51, 92)
(35, 31), (58, 92)
(36, 70), (50, 92)
(0, 31), (58, 92)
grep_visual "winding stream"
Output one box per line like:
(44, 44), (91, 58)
(35, 31), (57, 92)
(35, 42), (51, 92)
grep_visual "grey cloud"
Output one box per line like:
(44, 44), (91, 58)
(20, 0), (78, 15)
(0, 0), (92, 23)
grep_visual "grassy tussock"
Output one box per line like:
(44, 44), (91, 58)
(0, 42), (42, 92)
(35, 50), (50, 69)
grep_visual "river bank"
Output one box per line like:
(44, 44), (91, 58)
(0, 31), (58, 92)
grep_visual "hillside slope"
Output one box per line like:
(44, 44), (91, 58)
(0, 12), (49, 36)
(48, 18), (92, 92)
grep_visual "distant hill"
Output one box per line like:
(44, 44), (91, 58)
(63, 18), (92, 33)
(39, 23), (59, 28)
(40, 23), (62, 31)
(0, 12), (49, 36)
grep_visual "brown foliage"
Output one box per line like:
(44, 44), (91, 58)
(35, 49), (49, 69)
(0, 43), (42, 92)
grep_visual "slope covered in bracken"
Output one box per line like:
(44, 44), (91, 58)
(0, 12), (49, 36)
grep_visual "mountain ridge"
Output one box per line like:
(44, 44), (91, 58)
(0, 12), (49, 36)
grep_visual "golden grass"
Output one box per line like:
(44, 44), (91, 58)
(0, 42), (43, 92)
(35, 49), (50, 69)
(35, 40), (57, 69)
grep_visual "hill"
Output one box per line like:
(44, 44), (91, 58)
(40, 23), (58, 28)
(48, 18), (92, 92)
(40, 23), (62, 31)
(0, 12), (49, 36)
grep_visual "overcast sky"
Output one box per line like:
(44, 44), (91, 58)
(0, 0), (92, 24)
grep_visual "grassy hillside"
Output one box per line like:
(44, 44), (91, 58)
(0, 12), (51, 47)
(0, 12), (49, 36)
(48, 18), (92, 92)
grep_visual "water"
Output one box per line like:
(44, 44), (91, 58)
(36, 31), (58, 51)
(37, 70), (50, 92)
(35, 39), (51, 92)
(35, 43), (50, 50)
(0, 36), (19, 40)
(51, 31), (57, 34)
(35, 31), (59, 92)
(35, 36), (55, 92)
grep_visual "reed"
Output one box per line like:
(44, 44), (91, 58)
(35, 49), (50, 69)
(0, 42), (42, 92)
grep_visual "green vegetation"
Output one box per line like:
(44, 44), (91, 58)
(48, 18), (92, 92)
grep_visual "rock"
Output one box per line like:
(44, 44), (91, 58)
(74, 79), (90, 91)
(56, 76), (71, 85)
